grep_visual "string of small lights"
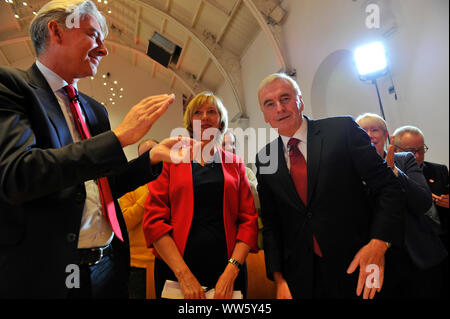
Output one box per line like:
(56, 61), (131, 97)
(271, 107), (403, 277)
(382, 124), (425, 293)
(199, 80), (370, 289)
(91, 72), (124, 107)
(5, 0), (113, 21)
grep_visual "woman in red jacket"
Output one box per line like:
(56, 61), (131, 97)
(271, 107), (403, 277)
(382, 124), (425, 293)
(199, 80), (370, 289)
(143, 92), (258, 299)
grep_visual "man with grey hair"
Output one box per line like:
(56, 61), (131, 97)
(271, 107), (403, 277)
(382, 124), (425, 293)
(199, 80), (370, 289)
(0, 0), (188, 298)
(392, 126), (448, 232)
(255, 73), (404, 299)
(393, 125), (449, 298)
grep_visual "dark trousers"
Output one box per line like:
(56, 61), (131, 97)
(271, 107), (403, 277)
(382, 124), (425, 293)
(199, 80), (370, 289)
(67, 255), (128, 299)
(379, 247), (444, 299)
(312, 254), (359, 299)
(129, 266), (147, 299)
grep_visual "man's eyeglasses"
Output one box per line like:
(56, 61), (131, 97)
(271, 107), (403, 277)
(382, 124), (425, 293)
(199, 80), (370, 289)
(394, 144), (429, 155)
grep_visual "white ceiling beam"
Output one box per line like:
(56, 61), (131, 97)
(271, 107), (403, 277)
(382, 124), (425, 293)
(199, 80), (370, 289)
(176, 36), (191, 70)
(191, 0), (204, 28)
(133, 51), (139, 67)
(160, 18), (167, 34)
(216, 0), (242, 44)
(203, 0), (229, 15)
(151, 61), (157, 78)
(197, 58), (210, 81)
(134, 6), (142, 44)
(165, 0), (172, 12)
(0, 48), (10, 66)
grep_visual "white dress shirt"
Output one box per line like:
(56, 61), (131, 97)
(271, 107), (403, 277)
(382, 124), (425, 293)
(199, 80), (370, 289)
(36, 60), (113, 248)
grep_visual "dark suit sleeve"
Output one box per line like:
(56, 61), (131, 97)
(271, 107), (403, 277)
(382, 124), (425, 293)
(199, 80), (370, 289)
(256, 153), (283, 280)
(0, 104), (123, 205)
(395, 153), (432, 216)
(347, 118), (405, 246)
(107, 148), (162, 200)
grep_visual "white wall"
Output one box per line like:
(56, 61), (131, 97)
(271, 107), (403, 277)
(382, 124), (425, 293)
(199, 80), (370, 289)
(219, 0), (449, 167)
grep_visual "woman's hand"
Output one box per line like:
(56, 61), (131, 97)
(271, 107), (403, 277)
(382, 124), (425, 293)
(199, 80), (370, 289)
(214, 264), (238, 299)
(178, 269), (206, 299)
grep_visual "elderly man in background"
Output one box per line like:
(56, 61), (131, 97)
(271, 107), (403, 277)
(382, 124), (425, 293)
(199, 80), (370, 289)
(392, 125), (449, 298)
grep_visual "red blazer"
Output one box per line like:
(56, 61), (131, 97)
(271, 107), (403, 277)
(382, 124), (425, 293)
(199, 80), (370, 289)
(143, 149), (258, 259)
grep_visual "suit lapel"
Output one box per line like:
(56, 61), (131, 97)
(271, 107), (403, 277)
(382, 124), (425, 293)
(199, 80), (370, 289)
(306, 118), (322, 204)
(27, 64), (73, 147)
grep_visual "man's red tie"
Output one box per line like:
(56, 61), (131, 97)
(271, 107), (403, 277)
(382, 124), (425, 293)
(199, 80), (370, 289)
(288, 138), (322, 257)
(63, 85), (123, 242)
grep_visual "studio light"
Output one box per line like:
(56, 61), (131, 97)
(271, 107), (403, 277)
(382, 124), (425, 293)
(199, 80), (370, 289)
(354, 41), (387, 80)
(353, 41), (393, 122)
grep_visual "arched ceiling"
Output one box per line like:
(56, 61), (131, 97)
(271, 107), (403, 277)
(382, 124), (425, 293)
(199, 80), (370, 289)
(0, 0), (289, 122)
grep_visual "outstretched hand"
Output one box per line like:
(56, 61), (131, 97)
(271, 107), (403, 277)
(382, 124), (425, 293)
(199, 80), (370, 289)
(347, 239), (387, 299)
(113, 94), (175, 147)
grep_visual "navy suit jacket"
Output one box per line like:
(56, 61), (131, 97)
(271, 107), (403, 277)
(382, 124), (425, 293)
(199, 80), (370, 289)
(0, 64), (162, 298)
(422, 161), (449, 247)
(256, 116), (404, 298)
(394, 153), (447, 269)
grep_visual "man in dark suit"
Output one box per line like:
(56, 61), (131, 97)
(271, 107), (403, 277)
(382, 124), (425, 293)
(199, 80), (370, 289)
(255, 73), (404, 299)
(392, 125), (449, 297)
(0, 0), (188, 298)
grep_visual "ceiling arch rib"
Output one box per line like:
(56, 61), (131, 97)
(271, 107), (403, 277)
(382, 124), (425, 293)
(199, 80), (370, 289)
(130, 0), (246, 121)
(243, 0), (289, 72)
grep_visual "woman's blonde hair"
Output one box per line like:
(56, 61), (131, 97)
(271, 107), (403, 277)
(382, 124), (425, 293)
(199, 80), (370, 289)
(183, 91), (228, 138)
(355, 113), (388, 132)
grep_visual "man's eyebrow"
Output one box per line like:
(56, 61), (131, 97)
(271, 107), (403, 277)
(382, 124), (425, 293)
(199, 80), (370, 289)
(263, 93), (290, 105)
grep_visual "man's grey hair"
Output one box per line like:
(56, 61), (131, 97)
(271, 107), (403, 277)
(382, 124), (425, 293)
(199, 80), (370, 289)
(257, 73), (302, 105)
(30, 0), (108, 56)
(392, 125), (425, 145)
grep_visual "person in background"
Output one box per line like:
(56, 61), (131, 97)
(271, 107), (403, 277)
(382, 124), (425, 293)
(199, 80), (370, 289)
(357, 114), (447, 298)
(119, 138), (159, 299)
(392, 125), (449, 298)
(143, 92), (258, 299)
(255, 73), (404, 299)
(0, 0), (190, 298)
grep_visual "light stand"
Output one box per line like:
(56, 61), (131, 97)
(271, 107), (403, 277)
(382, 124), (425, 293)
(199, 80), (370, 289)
(354, 41), (395, 142)
(372, 78), (386, 120)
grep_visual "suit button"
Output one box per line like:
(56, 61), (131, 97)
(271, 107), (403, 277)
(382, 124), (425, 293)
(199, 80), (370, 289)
(66, 233), (77, 243)
(306, 212), (312, 219)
